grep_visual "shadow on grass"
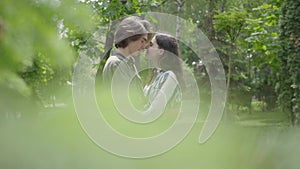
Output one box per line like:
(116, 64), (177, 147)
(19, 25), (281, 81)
(235, 110), (290, 128)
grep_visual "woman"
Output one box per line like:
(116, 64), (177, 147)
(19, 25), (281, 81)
(144, 33), (184, 111)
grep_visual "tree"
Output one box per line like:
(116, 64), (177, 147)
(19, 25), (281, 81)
(278, 0), (300, 125)
(241, 2), (282, 110)
(0, 0), (94, 115)
(214, 9), (247, 97)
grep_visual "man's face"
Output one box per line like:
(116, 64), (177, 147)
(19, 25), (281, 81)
(128, 34), (148, 57)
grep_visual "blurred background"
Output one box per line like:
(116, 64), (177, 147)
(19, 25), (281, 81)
(0, 0), (299, 168)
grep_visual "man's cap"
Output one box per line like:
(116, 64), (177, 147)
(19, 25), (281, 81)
(114, 17), (151, 44)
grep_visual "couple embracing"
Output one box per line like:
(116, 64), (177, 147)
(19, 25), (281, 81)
(102, 16), (185, 116)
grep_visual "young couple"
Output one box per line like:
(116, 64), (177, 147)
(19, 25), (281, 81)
(102, 16), (184, 115)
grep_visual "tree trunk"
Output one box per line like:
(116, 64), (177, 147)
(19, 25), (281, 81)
(226, 45), (232, 99)
(97, 21), (117, 75)
(221, 0), (227, 12)
(176, 0), (185, 41)
(206, 0), (216, 41)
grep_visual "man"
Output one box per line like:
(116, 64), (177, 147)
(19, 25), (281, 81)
(101, 16), (152, 114)
(102, 17), (152, 83)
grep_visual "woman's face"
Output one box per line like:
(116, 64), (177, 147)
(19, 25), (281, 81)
(146, 36), (162, 63)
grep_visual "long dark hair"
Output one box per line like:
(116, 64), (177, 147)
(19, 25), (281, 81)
(148, 33), (185, 89)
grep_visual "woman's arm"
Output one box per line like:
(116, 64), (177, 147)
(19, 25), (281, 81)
(143, 71), (179, 117)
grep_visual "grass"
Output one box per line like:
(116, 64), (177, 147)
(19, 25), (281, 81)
(0, 94), (298, 169)
(236, 110), (290, 128)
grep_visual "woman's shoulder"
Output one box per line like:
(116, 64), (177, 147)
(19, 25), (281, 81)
(159, 70), (177, 81)
(151, 70), (178, 88)
(162, 70), (176, 78)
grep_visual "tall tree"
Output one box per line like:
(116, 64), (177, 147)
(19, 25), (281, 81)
(278, 0), (300, 125)
(176, 0), (185, 40)
(240, 2), (282, 110)
(206, 0), (217, 41)
(0, 0), (94, 114)
(214, 10), (247, 96)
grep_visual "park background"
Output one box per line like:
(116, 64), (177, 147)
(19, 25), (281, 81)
(0, 0), (299, 168)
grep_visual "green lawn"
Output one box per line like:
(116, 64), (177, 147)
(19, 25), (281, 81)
(1, 104), (299, 169)
(236, 110), (290, 128)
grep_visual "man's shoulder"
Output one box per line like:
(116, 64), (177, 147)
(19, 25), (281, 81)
(104, 54), (125, 69)
(102, 55), (121, 75)
(106, 55), (122, 64)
